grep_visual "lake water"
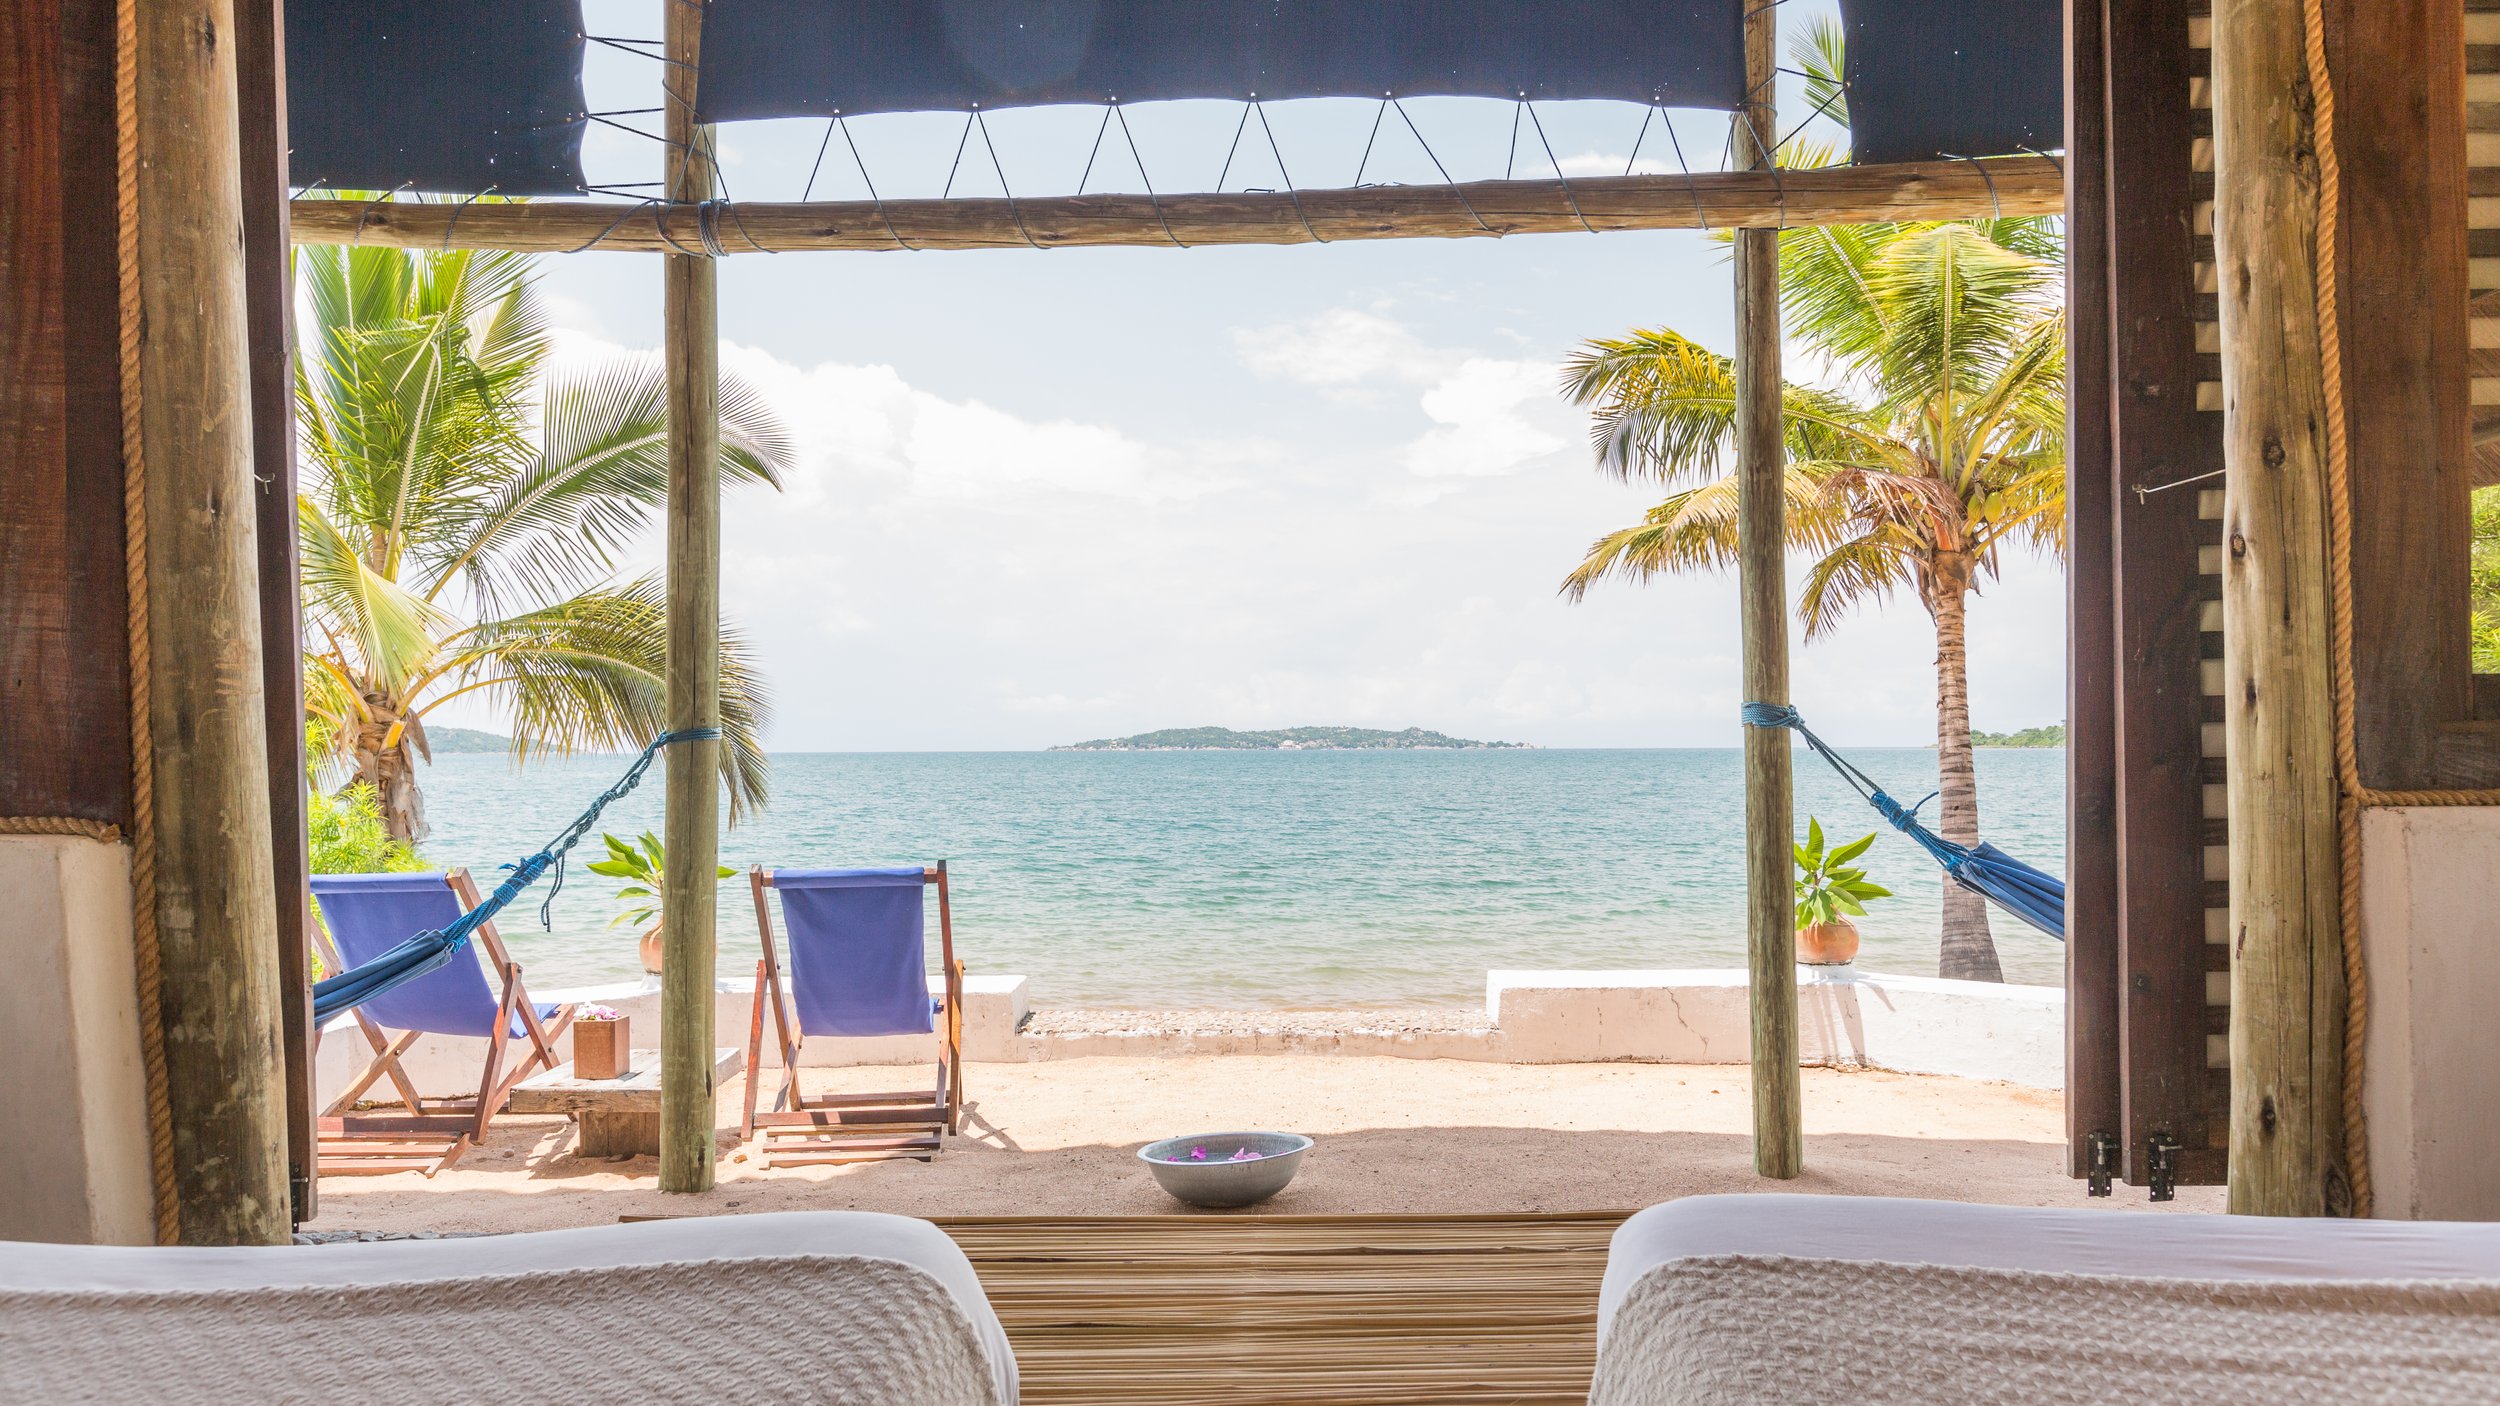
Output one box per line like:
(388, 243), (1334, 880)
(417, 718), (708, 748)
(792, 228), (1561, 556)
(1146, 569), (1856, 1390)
(408, 747), (2069, 1006)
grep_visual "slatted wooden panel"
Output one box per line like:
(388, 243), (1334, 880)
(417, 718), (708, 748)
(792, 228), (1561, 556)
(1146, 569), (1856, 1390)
(936, 1214), (1620, 1406)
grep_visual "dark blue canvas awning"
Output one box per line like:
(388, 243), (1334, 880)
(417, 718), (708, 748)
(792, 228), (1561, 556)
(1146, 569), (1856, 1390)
(277, 0), (2065, 197)
(285, 0), (587, 196)
(696, 0), (1746, 121)
(1840, 0), (2063, 166)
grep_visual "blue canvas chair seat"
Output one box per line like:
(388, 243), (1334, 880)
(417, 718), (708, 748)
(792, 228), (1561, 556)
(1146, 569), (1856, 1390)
(744, 864), (967, 1167)
(310, 870), (577, 1177)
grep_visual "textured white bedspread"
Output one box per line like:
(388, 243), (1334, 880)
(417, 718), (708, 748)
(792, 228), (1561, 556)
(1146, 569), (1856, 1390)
(0, 1212), (1016, 1405)
(1592, 1195), (2500, 1406)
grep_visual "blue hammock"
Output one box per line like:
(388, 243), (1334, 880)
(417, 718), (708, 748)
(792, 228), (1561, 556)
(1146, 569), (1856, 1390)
(310, 728), (718, 1023)
(1742, 703), (2066, 941)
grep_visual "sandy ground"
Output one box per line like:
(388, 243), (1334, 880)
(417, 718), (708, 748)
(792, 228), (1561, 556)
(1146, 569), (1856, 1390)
(307, 1057), (2222, 1232)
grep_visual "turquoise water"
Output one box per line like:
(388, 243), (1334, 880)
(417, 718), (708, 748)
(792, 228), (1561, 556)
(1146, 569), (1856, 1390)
(409, 748), (2069, 1005)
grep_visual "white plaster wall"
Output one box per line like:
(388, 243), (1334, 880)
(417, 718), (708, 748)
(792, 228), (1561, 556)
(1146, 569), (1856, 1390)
(0, 836), (155, 1244)
(1488, 967), (2065, 1087)
(2360, 807), (2500, 1220)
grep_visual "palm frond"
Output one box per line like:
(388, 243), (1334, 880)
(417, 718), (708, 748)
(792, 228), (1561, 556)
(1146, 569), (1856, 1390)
(422, 576), (772, 823)
(1562, 328), (1889, 485)
(1866, 223), (2060, 417)
(1797, 528), (1920, 639)
(1559, 466), (1855, 600)
(418, 354), (792, 615)
(298, 495), (454, 693)
(1789, 16), (1850, 134)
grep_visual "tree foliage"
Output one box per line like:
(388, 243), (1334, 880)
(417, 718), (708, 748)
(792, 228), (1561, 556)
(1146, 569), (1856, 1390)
(294, 237), (792, 839)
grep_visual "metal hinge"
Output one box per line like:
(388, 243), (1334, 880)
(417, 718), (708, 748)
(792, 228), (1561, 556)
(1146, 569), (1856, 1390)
(2085, 1130), (2120, 1197)
(2147, 1131), (2182, 1202)
(289, 1167), (313, 1227)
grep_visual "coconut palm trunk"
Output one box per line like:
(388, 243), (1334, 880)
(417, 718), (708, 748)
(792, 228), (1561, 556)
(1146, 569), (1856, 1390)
(350, 704), (428, 843)
(1927, 561), (2003, 981)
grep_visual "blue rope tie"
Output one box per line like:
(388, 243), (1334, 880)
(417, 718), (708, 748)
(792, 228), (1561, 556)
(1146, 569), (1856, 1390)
(311, 727), (721, 1023)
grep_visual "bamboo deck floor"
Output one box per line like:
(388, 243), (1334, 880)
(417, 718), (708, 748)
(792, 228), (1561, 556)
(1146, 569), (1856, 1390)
(933, 1212), (1626, 1405)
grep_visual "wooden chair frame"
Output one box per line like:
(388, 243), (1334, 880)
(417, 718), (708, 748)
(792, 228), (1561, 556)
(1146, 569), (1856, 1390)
(312, 868), (576, 1176)
(743, 863), (966, 1166)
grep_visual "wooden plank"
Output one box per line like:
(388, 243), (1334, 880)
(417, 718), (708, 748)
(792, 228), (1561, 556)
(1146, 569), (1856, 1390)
(0, 0), (132, 830)
(2064, 0), (2127, 1181)
(285, 160), (2066, 253)
(2332, 0), (2472, 790)
(935, 1215), (1614, 1406)
(133, 0), (289, 1244)
(2211, 0), (2351, 1217)
(509, 1047), (743, 1116)
(1735, 0), (1799, 1181)
(658, 0), (722, 1195)
(228, 0), (311, 1230)
(2106, 0), (2228, 1187)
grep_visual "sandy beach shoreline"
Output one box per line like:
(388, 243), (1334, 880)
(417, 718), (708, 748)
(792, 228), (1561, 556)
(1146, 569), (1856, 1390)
(307, 1056), (2216, 1235)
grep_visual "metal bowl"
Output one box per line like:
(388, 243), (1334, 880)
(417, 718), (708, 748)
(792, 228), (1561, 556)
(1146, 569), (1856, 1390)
(1137, 1131), (1313, 1208)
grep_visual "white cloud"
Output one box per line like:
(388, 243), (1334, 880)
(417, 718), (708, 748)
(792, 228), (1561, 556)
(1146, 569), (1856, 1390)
(1233, 308), (1453, 386)
(1401, 357), (1570, 479)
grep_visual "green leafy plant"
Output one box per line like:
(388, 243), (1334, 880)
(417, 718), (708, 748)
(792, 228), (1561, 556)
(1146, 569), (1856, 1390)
(309, 782), (428, 876)
(584, 831), (736, 932)
(1793, 817), (1892, 930)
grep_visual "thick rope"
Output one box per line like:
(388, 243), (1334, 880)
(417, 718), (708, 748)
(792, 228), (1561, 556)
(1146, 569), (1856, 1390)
(115, 0), (178, 1244)
(2299, 0), (2371, 1218)
(0, 817), (124, 841)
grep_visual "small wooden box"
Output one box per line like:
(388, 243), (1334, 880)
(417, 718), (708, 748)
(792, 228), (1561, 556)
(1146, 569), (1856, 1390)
(573, 1016), (628, 1080)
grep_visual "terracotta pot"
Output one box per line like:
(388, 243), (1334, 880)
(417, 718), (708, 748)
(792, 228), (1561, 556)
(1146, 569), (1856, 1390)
(638, 922), (664, 975)
(1794, 918), (1861, 966)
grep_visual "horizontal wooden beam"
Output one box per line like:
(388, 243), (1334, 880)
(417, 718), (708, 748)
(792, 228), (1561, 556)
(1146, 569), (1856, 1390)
(289, 159), (2063, 254)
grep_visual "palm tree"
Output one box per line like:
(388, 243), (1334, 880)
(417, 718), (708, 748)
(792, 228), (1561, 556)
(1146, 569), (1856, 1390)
(1558, 125), (2065, 980)
(296, 242), (793, 842)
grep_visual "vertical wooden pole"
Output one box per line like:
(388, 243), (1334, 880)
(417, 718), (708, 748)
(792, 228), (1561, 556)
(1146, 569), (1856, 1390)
(1735, 0), (1800, 1179)
(660, 0), (722, 1194)
(230, 0), (313, 1228)
(132, 0), (289, 1242)
(2210, 0), (2348, 1216)
(2062, 0), (2125, 1181)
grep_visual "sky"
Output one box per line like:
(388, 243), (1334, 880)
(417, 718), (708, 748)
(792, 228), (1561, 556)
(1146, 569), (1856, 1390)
(433, 1), (2070, 753)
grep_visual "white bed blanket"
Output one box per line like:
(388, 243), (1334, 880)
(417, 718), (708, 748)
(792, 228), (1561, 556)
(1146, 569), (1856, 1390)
(0, 1211), (1016, 1405)
(1592, 1195), (2500, 1406)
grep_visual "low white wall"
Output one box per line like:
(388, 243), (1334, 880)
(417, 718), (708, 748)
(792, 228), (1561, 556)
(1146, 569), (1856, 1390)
(1488, 967), (2064, 1087)
(318, 964), (2063, 1103)
(0, 836), (156, 1245)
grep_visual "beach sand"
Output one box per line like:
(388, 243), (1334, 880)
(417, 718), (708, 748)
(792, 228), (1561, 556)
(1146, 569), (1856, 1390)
(306, 1056), (2219, 1232)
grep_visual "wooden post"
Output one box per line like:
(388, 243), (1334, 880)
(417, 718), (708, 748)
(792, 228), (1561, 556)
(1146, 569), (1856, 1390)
(132, 0), (290, 1242)
(1735, 0), (1800, 1179)
(659, 0), (723, 1194)
(2062, 0), (2125, 1182)
(231, 0), (314, 1229)
(2210, 0), (2348, 1215)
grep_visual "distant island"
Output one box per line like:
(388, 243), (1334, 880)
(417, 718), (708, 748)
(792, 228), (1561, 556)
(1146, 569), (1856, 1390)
(418, 725), (512, 755)
(1053, 726), (1531, 752)
(1970, 723), (2065, 749)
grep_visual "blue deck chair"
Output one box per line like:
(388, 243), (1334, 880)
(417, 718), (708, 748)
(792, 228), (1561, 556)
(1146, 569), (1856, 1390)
(744, 864), (966, 1166)
(310, 870), (577, 1176)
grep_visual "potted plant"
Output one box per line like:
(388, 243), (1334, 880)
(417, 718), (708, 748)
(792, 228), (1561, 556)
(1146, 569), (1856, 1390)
(1793, 817), (1891, 966)
(585, 831), (737, 976)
